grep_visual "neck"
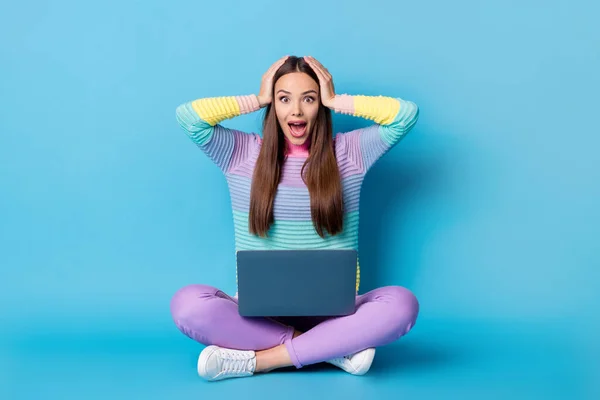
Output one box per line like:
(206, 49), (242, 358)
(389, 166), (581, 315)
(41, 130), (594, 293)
(285, 137), (311, 157)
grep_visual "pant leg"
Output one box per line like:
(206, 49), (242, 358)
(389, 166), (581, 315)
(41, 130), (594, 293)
(170, 284), (295, 351)
(285, 285), (419, 368)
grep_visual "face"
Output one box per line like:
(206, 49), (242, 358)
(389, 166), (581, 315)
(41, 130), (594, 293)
(273, 72), (320, 145)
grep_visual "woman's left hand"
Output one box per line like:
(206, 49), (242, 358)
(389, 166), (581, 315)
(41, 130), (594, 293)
(304, 56), (335, 109)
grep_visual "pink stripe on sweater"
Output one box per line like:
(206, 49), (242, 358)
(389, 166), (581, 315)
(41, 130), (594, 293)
(236, 95), (261, 115)
(333, 94), (355, 115)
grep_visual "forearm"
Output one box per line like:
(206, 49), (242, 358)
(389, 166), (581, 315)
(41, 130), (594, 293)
(175, 94), (261, 145)
(333, 94), (419, 147)
(332, 94), (401, 125)
(180, 94), (260, 126)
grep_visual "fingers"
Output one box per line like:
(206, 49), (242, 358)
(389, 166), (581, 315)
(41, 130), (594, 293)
(304, 56), (331, 80)
(265, 55), (289, 77)
(258, 56), (290, 104)
(303, 56), (335, 106)
(304, 56), (321, 74)
(304, 57), (322, 80)
(270, 56), (288, 72)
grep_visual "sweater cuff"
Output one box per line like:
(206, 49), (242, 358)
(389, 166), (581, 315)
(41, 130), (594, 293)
(332, 94), (355, 115)
(236, 95), (261, 115)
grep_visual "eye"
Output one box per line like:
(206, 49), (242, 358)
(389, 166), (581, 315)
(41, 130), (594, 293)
(304, 96), (315, 103)
(279, 96), (289, 103)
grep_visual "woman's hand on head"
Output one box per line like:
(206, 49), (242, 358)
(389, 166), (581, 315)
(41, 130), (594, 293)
(257, 56), (289, 108)
(304, 56), (335, 109)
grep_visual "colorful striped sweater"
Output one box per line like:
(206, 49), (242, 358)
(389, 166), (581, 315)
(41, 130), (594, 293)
(175, 94), (420, 293)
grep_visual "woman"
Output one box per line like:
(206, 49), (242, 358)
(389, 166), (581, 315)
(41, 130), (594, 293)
(172, 55), (420, 381)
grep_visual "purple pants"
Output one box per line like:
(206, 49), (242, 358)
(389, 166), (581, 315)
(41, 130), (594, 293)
(170, 284), (419, 368)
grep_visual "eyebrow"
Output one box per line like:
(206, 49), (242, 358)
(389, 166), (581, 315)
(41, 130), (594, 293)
(276, 89), (318, 95)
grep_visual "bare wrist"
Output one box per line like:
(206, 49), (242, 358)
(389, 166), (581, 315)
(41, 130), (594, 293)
(323, 97), (335, 109)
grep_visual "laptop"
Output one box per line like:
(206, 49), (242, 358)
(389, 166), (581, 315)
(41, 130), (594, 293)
(236, 249), (358, 317)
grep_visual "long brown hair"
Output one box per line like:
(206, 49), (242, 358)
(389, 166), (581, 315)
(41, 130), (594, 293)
(249, 56), (344, 238)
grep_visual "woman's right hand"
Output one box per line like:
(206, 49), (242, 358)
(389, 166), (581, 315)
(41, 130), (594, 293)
(257, 56), (289, 107)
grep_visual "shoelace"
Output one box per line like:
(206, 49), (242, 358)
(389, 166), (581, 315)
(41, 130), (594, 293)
(220, 349), (253, 374)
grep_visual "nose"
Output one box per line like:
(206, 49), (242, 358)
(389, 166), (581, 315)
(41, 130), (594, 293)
(292, 101), (303, 117)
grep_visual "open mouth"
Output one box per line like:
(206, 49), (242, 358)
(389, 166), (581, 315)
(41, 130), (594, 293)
(288, 121), (307, 138)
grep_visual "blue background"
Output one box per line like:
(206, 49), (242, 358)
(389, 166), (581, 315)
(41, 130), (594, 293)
(1, 0), (599, 398)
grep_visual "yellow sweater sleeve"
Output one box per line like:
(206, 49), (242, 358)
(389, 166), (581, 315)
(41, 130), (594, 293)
(191, 96), (241, 126)
(176, 95), (260, 145)
(352, 95), (401, 125)
(333, 94), (419, 147)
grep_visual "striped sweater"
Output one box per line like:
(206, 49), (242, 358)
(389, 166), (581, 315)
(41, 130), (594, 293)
(175, 93), (420, 292)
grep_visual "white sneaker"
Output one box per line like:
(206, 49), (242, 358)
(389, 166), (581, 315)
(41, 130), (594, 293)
(197, 345), (256, 381)
(327, 347), (376, 375)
